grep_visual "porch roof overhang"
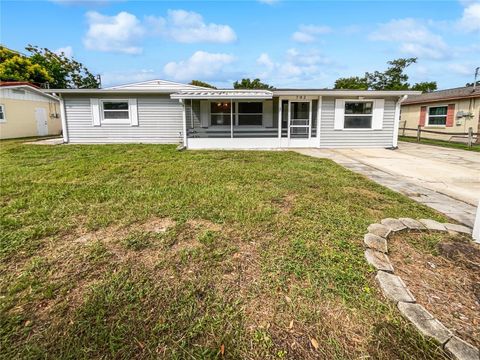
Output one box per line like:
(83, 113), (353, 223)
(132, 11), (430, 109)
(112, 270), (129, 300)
(170, 89), (273, 100)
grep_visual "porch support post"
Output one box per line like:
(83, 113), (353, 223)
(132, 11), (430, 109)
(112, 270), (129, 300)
(278, 97), (282, 139)
(180, 99), (187, 148)
(230, 99), (233, 138)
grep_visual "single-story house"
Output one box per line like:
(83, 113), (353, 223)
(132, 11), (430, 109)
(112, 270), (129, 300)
(0, 82), (62, 140)
(45, 79), (420, 149)
(400, 86), (480, 142)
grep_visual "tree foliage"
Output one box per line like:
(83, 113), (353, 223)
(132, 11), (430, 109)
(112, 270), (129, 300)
(334, 58), (437, 93)
(0, 46), (52, 84)
(0, 45), (100, 89)
(26, 45), (100, 88)
(189, 80), (217, 89)
(233, 78), (274, 90)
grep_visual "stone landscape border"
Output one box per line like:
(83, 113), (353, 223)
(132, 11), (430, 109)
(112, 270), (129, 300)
(364, 218), (479, 360)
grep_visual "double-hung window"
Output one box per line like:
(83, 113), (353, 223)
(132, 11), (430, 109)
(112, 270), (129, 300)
(427, 106), (447, 126)
(344, 101), (373, 129)
(101, 100), (130, 124)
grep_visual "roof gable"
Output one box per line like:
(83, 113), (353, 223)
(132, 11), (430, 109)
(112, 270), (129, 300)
(0, 84), (59, 101)
(104, 79), (210, 91)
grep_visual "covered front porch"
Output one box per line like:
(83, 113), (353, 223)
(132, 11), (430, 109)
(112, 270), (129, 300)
(171, 89), (321, 149)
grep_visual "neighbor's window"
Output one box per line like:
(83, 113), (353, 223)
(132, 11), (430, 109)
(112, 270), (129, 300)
(210, 102), (232, 126)
(101, 101), (130, 122)
(238, 102), (263, 126)
(344, 101), (373, 129)
(0, 105), (5, 122)
(427, 106), (447, 126)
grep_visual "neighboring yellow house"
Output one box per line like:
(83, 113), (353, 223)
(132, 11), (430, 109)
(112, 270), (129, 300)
(0, 82), (61, 140)
(400, 86), (480, 142)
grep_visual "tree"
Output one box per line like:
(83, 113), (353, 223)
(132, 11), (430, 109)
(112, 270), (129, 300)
(189, 80), (216, 89)
(233, 78), (274, 90)
(334, 76), (368, 90)
(465, 81), (480, 87)
(333, 57), (438, 93)
(0, 46), (52, 84)
(411, 81), (437, 92)
(26, 45), (100, 88)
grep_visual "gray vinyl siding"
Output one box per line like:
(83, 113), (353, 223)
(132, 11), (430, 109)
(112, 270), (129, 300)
(65, 95), (183, 144)
(319, 97), (396, 148)
(186, 100), (201, 129)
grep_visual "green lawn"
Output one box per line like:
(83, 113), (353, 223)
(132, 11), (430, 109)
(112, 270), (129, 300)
(0, 140), (450, 359)
(399, 135), (480, 152)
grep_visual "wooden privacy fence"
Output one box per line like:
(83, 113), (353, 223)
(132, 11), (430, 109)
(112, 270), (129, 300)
(400, 123), (479, 148)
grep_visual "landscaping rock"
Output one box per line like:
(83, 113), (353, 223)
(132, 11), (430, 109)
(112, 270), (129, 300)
(367, 223), (390, 238)
(381, 218), (406, 232)
(397, 302), (452, 345)
(444, 223), (472, 235)
(364, 249), (394, 273)
(399, 218), (426, 230)
(444, 336), (480, 360)
(375, 271), (415, 304)
(364, 233), (388, 253)
(419, 219), (447, 232)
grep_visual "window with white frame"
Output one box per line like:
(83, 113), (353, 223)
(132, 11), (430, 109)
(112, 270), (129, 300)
(101, 100), (130, 123)
(427, 106), (447, 126)
(0, 104), (5, 122)
(238, 102), (262, 126)
(344, 101), (373, 129)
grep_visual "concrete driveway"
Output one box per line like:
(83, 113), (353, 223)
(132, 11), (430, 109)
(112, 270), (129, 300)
(297, 142), (480, 227)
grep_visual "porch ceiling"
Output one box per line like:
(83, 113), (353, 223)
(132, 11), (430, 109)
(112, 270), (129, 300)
(170, 89), (273, 100)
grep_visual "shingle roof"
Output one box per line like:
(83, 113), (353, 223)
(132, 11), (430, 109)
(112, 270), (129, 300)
(170, 89), (273, 99)
(402, 86), (480, 105)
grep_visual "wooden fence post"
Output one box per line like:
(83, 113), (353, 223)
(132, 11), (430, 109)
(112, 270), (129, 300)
(417, 125), (421, 143)
(468, 127), (473, 148)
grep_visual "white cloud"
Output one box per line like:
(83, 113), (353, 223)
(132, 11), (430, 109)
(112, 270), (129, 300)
(448, 63), (475, 76)
(83, 11), (145, 54)
(101, 69), (156, 87)
(292, 24), (332, 43)
(256, 48), (331, 82)
(370, 18), (449, 60)
(163, 51), (235, 81)
(146, 9), (236, 43)
(258, 0), (279, 4)
(54, 46), (73, 58)
(459, 2), (480, 32)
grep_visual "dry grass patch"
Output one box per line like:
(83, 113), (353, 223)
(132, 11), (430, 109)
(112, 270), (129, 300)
(389, 231), (480, 348)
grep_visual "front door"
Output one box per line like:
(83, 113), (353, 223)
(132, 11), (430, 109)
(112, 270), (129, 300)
(287, 100), (314, 147)
(35, 108), (48, 136)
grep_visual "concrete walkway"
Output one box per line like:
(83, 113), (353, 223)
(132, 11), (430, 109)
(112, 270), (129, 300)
(296, 142), (479, 228)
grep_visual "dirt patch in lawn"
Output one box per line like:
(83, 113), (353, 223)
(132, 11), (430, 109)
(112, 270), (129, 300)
(389, 231), (480, 348)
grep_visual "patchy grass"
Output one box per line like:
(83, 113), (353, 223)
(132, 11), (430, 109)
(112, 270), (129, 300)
(0, 140), (450, 359)
(399, 135), (480, 152)
(389, 231), (480, 348)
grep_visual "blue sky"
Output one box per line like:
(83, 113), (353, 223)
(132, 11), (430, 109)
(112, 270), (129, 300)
(2, 0), (479, 88)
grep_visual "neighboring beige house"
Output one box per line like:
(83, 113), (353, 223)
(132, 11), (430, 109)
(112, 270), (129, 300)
(0, 82), (61, 140)
(400, 86), (480, 142)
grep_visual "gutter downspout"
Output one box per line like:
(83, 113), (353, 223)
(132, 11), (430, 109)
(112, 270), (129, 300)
(59, 94), (69, 143)
(392, 95), (408, 149)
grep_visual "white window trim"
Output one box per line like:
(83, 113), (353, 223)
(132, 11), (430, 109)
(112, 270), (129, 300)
(0, 104), (6, 123)
(100, 99), (131, 124)
(343, 99), (374, 130)
(334, 99), (384, 130)
(209, 100), (264, 127)
(426, 104), (448, 128)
